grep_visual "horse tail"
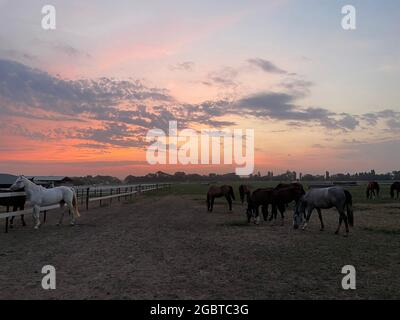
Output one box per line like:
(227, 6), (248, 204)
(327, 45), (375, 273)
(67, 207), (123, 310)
(390, 185), (394, 199)
(72, 190), (80, 218)
(366, 187), (370, 199)
(206, 193), (210, 211)
(230, 186), (236, 201)
(344, 190), (354, 227)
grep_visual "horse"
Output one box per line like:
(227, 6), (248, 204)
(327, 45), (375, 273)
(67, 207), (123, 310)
(293, 187), (354, 236)
(0, 189), (27, 228)
(390, 182), (400, 199)
(206, 185), (235, 212)
(9, 176), (80, 229)
(247, 188), (283, 223)
(239, 185), (251, 205)
(366, 181), (380, 199)
(268, 183), (306, 224)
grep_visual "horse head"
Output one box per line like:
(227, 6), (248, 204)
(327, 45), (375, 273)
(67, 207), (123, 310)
(9, 176), (26, 191)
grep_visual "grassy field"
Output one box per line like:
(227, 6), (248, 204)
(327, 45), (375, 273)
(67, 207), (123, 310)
(166, 181), (399, 205)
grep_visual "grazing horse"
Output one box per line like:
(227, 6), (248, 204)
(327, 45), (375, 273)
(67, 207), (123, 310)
(247, 188), (283, 223)
(0, 189), (26, 228)
(269, 183), (306, 224)
(293, 187), (354, 236)
(366, 181), (380, 199)
(207, 185), (235, 212)
(239, 185), (251, 205)
(390, 182), (400, 199)
(10, 176), (80, 229)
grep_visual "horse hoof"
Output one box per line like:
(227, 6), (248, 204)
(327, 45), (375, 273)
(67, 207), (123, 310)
(70, 223), (75, 226)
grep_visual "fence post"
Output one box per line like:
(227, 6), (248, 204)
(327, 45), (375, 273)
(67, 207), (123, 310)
(110, 188), (113, 205)
(44, 211), (47, 223)
(118, 188), (121, 201)
(86, 188), (90, 211)
(100, 189), (103, 206)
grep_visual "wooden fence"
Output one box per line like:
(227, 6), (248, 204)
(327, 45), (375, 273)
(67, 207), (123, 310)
(0, 183), (171, 233)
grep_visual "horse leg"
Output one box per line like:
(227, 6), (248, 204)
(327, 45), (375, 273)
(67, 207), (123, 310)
(262, 205), (269, 221)
(335, 215), (343, 235)
(210, 197), (215, 212)
(302, 208), (313, 231)
(33, 205), (41, 230)
(277, 203), (285, 226)
(317, 208), (324, 231)
(65, 201), (76, 226)
(254, 206), (261, 225)
(225, 195), (232, 212)
(9, 205), (17, 228)
(57, 202), (66, 226)
(269, 204), (276, 222)
(21, 215), (26, 227)
(341, 211), (349, 237)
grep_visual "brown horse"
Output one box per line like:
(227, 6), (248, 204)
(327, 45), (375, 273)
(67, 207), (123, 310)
(0, 189), (26, 228)
(207, 185), (236, 212)
(269, 183), (306, 223)
(391, 182), (400, 199)
(366, 181), (380, 199)
(247, 188), (283, 223)
(239, 185), (251, 204)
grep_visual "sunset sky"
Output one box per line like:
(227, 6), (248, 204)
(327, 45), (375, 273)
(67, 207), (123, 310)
(1, 0), (400, 178)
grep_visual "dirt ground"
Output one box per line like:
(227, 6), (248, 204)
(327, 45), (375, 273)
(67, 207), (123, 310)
(0, 193), (399, 300)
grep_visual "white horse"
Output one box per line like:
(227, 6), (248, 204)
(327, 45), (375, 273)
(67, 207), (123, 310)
(10, 176), (80, 229)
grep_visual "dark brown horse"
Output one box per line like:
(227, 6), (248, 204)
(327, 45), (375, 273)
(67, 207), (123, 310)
(247, 188), (283, 223)
(366, 181), (380, 199)
(269, 183), (306, 223)
(391, 182), (400, 199)
(239, 185), (251, 204)
(0, 189), (26, 228)
(207, 185), (236, 212)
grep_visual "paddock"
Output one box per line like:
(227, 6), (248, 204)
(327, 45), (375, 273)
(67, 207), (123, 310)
(0, 187), (399, 299)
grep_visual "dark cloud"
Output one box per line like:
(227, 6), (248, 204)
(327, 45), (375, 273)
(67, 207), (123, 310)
(235, 92), (359, 130)
(248, 58), (287, 74)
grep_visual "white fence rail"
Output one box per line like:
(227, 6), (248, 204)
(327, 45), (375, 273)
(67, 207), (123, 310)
(0, 183), (171, 232)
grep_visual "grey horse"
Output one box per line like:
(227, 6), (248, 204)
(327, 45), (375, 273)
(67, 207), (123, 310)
(293, 187), (354, 236)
